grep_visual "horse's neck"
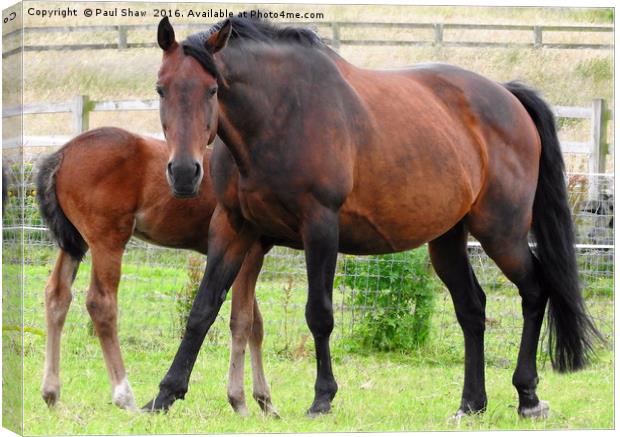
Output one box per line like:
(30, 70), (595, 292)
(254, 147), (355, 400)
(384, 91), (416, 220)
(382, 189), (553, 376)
(216, 44), (363, 173)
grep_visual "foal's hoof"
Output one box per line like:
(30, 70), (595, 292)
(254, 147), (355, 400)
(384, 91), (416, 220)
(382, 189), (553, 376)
(42, 388), (59, 407)
(519, 400), (550, 419)
(253, 394), (281, 419)
(229, 401), (249, 417)
(261, 402), (281, 419)
(113, 379), (137, 411)
(306, 399), (331, 418)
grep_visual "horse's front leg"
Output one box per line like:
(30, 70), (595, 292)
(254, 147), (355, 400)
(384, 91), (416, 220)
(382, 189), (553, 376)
(142, 206), (257, 412)
(302, 206), (339, 416)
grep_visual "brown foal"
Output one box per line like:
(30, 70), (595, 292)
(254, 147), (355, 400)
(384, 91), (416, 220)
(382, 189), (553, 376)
(37, 127), (277, 416)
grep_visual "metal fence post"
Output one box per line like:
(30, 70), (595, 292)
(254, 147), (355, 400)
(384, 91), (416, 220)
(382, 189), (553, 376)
(588, 98), (608, 199)
(72, 95), (90, 135)
(118, 26), (128, 49)
(331, 22), (340, 51)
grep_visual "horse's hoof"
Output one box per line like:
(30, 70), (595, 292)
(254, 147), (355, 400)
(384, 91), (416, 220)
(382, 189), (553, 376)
(228, 393), (249, 417)
(253, 394), (280, 419)
(449, 409), (468, 424)
(113, 378), (137, 411)
(232, 404), (249, 417)
(519, 400), (550, 419)
(266, 406), (281, 419)
(42, 388), (59, 407)
(141, 397), (170, 413)
(306, 399), (331, 418)
(261, 403), (281, 419)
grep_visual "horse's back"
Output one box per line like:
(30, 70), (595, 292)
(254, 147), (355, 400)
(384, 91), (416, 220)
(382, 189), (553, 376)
(404, 64), (542, 239)
(337, 63), (540, 253)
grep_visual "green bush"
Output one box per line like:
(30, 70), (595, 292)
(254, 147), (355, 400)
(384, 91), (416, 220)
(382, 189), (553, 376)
(338, 247), (437, 352)
(174, 254), (226, 343)
(176, 254), (204, 338)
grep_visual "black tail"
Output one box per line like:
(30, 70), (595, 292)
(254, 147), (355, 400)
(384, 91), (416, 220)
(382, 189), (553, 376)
(504, 81), (603, 372)
(36, 151), (87, 261)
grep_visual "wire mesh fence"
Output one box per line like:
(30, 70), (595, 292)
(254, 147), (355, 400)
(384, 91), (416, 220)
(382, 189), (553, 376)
(1, 156), (614, 358)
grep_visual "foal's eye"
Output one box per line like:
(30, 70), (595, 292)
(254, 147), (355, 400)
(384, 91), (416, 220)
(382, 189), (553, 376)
(156, 85), (165, 98)
(207, 86), (218, 98)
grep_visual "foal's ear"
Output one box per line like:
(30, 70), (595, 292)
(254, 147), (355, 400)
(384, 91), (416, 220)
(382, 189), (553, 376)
(206, 20), (232, 54)
(157, 16), (176, 51)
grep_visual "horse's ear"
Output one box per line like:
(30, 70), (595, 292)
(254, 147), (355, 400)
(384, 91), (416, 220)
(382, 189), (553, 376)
(206, 20), (232, 54)
(158, 16), (176, 51)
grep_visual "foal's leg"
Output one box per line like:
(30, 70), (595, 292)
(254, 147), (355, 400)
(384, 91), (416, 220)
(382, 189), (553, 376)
(143, 207), (257, 412)
(478, 236), (549, 419)
(42, 250), (80, 406)
(428, 222), (487, 418)
(86, 245), (136, 410)
(249, 296), (278, 417)
(227, 242), (265, 416)
(302, 207), (339, 416)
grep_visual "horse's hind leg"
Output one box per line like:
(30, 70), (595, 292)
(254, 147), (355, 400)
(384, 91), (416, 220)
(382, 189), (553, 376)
(477, 235), (549, 419)
(227, 243), (278, 416)
(428, 222), (487, 418)
(249, 296), (278, 417)
(227, 243), (263, 416)
(86, 245), (136, 411)
(42, 250), (80, 406)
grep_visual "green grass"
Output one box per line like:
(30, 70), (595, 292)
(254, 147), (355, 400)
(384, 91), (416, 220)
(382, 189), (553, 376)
(19, 338), (614, 434)
(9, 244), (615, 434)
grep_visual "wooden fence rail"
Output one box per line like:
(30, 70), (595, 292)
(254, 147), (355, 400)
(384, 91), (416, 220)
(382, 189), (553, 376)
(2, 96), (613, 197)
(2, 22), (613, 57)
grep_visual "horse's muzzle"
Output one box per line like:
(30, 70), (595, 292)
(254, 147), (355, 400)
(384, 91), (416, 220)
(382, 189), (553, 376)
(166, 159), (203, 199)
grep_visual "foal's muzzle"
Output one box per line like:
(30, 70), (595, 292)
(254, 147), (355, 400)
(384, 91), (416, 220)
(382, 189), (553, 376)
(166, 158), (203, 198)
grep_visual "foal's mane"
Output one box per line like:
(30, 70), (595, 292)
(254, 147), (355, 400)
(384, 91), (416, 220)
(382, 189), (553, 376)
(181, 13), (324, 79)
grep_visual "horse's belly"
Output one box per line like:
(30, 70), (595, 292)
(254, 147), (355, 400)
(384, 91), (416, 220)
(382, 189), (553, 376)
(338, 182), (474, 255)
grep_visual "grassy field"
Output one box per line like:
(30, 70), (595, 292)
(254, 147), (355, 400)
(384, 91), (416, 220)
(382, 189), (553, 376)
(3, 243), (613, 434)
(2, 4), (615, 434)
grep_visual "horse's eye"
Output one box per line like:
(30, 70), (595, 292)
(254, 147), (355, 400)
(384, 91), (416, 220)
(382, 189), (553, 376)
(156, 85), (165, 98)
(208, 86), (218, 98)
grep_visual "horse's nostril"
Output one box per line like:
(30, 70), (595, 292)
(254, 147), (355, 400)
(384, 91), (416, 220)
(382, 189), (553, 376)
(167, 162), (173, 175)
(194, 163), (201, 177)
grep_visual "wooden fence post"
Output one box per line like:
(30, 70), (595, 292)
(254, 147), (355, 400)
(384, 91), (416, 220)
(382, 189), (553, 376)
(331, 22), (340, 51)
(118, 26), (128, 49)
(72, 95), (90, 135)
(588, 98), (608, 199)
(533, 26), (543, 48)
(434, 23), (444, 46)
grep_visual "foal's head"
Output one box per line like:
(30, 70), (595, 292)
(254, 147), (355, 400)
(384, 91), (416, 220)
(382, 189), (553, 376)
(156, 17), (231, 198)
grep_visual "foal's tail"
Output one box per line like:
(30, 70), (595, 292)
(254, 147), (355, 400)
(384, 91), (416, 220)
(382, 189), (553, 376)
(36, 150), (88, 262)
(504, 81), (602, 373)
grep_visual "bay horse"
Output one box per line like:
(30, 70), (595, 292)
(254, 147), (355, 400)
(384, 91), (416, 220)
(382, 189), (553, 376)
(146, 15), (601, 419)
(36, 127), (278, 416)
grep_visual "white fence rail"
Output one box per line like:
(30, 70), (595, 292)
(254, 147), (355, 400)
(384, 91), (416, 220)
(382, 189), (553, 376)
(3, 96), (613, 177)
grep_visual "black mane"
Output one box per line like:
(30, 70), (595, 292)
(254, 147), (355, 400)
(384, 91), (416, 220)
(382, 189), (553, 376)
(181, 13), (324, 80)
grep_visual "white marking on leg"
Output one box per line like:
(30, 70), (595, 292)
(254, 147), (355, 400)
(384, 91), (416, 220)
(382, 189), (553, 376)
(113, 377), (137, 411)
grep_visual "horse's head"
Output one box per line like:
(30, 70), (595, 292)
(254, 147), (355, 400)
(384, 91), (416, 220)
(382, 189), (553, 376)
(156, 17), (231, 198)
